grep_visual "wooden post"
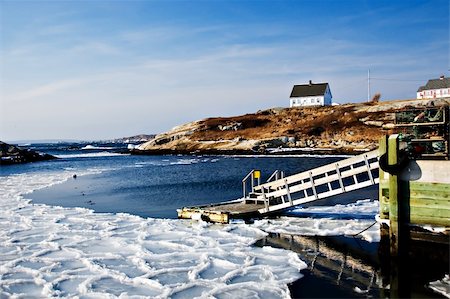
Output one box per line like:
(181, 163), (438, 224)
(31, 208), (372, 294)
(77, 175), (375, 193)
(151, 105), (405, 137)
(388, 134), (400, 257)
(387, 134), (412, 298)
(378, 136), (390, 227)
(378, 134), (414, 298)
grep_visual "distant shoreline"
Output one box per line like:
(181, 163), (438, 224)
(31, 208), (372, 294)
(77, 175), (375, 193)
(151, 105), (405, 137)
(129, 146), (369, 156)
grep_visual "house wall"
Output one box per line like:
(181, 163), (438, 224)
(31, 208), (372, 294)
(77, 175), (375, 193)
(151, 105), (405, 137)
(417, 88), (450, 99)
(324, 86), (332, 105)
(290, 88), (333, 107)
(290, 95), (324, 107)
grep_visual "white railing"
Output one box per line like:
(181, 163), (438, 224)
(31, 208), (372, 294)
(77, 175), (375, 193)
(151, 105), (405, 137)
(242, 169), (261, 198)
(266, 170), (285, 183)
(251, 150), (379, 214)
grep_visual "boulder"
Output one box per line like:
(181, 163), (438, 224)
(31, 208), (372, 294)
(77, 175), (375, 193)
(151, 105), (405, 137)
(0, 141), (56, 165)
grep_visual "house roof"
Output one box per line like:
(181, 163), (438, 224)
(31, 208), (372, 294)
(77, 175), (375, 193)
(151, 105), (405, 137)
(290, 82), (328, 98)
(417, 77), (450, 92)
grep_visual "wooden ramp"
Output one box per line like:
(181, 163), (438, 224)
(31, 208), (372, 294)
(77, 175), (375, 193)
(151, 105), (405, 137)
(177, 150), (380, 223)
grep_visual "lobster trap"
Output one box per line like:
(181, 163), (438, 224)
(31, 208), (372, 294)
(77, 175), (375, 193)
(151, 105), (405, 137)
(394, 105), (449, 159)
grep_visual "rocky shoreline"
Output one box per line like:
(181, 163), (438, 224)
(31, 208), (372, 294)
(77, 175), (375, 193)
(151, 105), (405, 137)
(130, 146), (364, 156)
(133, 98), (450, 155)
(0, 142), (56, 165)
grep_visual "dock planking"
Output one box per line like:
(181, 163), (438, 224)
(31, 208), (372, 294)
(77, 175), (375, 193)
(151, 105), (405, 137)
(177, 200), (265, 223)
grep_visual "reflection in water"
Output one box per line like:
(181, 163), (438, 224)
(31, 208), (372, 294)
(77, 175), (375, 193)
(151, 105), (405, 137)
(256, 229), (448, 298)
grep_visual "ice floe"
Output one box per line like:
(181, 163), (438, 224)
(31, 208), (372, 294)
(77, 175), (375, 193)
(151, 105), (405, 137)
(288, 199), (379, 219)
(56, 152), (128, 159)
(428, 274), (450, 298)
(0, 170), (306, 298)
(81, 145), (115, 150)
(251, 200), (380, 242)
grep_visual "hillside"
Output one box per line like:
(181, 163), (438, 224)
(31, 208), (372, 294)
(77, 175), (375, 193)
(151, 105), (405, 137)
(134, 98), (449, 155)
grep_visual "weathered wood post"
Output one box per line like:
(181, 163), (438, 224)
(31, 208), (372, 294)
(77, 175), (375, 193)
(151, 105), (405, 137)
(387, 134), (400, 256)
(379, 134), (412, 299)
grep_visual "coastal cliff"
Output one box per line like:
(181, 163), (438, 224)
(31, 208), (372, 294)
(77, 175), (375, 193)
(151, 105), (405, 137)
(0, 142), (56, 165)
(134, 98), (450, 155)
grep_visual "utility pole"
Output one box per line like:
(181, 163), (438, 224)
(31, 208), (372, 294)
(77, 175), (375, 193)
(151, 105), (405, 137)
(368, 69), (370, 102)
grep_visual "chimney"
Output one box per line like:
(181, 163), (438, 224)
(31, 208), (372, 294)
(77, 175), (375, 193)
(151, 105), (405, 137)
(309, 80), (312, 86)
(440, 75), (445, 80)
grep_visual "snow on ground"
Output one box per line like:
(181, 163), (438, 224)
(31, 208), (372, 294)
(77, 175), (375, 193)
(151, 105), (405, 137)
(0, 170), (306, 298)
(251, 200), (380, 243)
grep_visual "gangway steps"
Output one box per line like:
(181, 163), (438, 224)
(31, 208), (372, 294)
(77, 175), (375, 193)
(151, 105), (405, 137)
(251, 149), (379, 214)
(177, 150), (380, 223)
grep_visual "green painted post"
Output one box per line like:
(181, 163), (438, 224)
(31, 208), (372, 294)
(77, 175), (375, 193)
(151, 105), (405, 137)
(378, 136), (389, 239)
(388, 134), (400, 257)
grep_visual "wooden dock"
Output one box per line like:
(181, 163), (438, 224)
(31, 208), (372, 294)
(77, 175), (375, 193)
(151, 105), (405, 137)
(177, 200), (264, 223)
(178, 150), (379, 223)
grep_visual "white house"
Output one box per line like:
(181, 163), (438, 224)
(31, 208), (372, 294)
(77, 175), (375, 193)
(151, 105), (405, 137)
(289, 81), (332, 107)
(417, 76), (450, 99)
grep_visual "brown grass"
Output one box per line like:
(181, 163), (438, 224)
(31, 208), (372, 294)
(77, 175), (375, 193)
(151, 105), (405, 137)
(190, 104), (387, 143)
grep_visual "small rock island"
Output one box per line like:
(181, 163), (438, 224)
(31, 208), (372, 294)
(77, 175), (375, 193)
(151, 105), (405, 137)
(0, 141), (56, 165)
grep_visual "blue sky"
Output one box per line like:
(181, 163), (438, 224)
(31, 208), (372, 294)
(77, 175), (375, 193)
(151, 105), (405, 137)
(1, 0), (448, 141)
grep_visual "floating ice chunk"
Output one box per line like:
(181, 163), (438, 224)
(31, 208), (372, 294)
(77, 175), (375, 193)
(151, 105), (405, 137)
(289, 199), (379, 219)
(56, 152), (128, 158)
(354, 286), (369, 294)
(429, 274), (450, 298)
(419, 225), (447, 233)
(254, 199), (381, 242)
(81, 145), (114, 150)
(170, 158), (201, 165)
(252, 216), (380, 243)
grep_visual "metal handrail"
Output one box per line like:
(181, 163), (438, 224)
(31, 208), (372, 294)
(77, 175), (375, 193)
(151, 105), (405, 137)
(267, 170), (285, 182)
(266, 170), (279, 183)
(242, 170), (255, 183)
(242, 169), (261, 198)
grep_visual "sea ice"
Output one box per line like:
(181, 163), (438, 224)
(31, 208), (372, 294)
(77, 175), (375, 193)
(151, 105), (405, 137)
(56, 152), (128, 159)
(251, 199), (381, 243)
(429, 274), (450, 298)
(0, 170), (306, 298)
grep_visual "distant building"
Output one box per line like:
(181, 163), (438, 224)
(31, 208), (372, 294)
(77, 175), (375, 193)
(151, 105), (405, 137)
(290, 81), (332, 107)
(417, 76), (450, 99)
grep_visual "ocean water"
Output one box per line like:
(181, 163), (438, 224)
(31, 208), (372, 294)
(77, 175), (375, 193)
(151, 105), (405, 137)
(13, 143), (378, 219)
(0, 142), (404, 298)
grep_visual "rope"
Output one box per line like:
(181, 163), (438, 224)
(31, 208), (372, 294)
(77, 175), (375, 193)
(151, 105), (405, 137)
(352, 221), (378, 237)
